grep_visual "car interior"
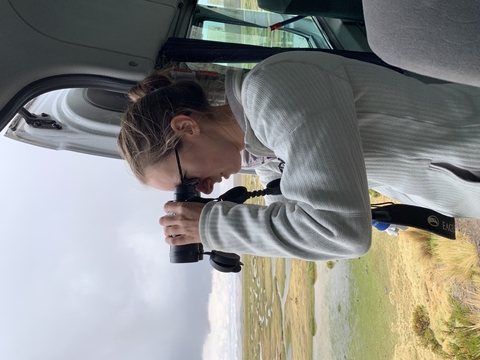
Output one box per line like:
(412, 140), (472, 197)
(1, 0), (478, 158)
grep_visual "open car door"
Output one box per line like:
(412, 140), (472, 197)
(3, 1), (352, 159)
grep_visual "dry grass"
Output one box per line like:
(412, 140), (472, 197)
(433, 236), (480, 285)
(463, 285), (480, 334)
(275, 258), (287, 298)
(370, 192), (480, 359)
(283, 259), (316, 359)
(242, 254), (316, 360)
(396, 222), (480, 358)
(241, 175), (316, 360)
(241, 178), (480, 358)
(405, 229), (436, 269)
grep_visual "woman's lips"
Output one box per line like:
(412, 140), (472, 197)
(197, 178), (214, 194)
(198, 174), (230, 194)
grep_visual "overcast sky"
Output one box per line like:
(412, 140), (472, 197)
(0, 134), (238, 360)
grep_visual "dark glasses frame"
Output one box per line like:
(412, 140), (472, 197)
(174, 147), (200, 186)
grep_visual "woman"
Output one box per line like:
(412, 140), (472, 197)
(118, 51), (480, 261)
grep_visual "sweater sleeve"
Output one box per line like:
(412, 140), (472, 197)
(200, 55), (372, 260)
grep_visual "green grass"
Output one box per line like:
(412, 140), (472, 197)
(242, 175), (480, 358)
(444, 297), (480, 360)
(325, 260), (336, 269)
(346, 230), (398, 359)
(412, 305), (445, 356)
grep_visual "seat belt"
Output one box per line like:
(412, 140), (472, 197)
(157, 38), (403, 73)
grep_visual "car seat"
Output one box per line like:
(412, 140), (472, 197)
(363, 0), (480, 87)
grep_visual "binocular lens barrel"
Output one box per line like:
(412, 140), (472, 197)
(168, 183), (243, 272)
(170, 184), (202, 263)
(174, 184), (198, 202)
(169, 243), (204, 263)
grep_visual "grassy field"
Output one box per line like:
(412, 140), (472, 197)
(346, 230), (397, 359)
(283, 259), (317, 359)
(345, 194), (480, 360)
(241, 176), (480, 359)
(241, 255), (317, 360)
(241, 255), (286, 359)
(241, 175), (317, 360)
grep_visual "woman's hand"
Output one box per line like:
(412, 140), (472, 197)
(160, 202), (206, 245)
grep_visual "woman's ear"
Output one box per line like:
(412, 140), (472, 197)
(170, 115), (201, 136)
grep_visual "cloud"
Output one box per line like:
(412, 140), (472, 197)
(0, 138), (219, 360)
(203, 272), (241, 360)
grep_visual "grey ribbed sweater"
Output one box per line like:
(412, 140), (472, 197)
(200, 51), (480, 260)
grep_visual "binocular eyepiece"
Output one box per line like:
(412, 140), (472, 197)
(169, 184), (243, 273)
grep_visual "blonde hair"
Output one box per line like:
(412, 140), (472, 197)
(117, 68), (224, 184)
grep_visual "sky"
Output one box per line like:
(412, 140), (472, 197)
(0, 133), (239, 360)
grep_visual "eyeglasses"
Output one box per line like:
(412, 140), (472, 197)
(174, 147), (200, 186)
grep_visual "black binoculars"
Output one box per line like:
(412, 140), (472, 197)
(169, 179), (283, 273)
(169, 183), (244, 273)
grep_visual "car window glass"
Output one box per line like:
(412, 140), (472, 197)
(197, 20), (310, 48)
(189, 2), (332, 70)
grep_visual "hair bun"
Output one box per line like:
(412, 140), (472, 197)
(128, 71), (173, 102)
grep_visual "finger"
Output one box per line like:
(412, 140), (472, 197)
(163, 201), (179, 213)
(165, 234), (196, 246)
(159, 213), (179, 226)
(165, 234), (181, 245)
(163, 225), (182, 236)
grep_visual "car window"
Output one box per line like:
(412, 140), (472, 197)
(195, 20), (310, 48)
(191, 2), (330, 48)
(189, 2), (332, 70)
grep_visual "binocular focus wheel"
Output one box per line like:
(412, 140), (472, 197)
(209, 251), (243, 273)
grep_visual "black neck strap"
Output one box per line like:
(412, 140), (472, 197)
(371, 203), (455, 239)
(222, 179), (456, 240)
